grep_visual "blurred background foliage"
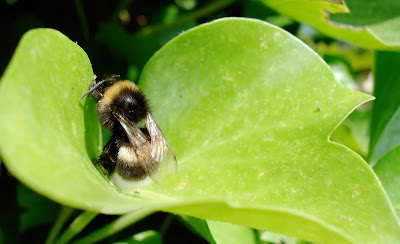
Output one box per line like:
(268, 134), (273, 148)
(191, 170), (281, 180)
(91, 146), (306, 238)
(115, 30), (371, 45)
(1, 0), (397, 243)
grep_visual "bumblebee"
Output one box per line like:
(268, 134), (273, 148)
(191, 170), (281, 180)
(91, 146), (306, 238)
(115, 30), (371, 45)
(82, 75), (177, 190)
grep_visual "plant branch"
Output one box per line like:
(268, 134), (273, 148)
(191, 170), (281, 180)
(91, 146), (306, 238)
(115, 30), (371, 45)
(70, 208), (155, 244)
(158, 214), (174, 235)
(45, 206), (75, 244)
(55, 211), (98, 244)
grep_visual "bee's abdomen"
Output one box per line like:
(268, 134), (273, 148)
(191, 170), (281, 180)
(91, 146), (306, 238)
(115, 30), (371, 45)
(115, 146), (148, 181)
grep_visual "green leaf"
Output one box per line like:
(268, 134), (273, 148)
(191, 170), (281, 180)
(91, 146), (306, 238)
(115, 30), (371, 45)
(259, 230), (300, 244)
(1, 19), (399, 243)
(180, 216), (216, 243)
(373, 145), (400, 217)
(263, 0), (400, 49)
(369, 51), (400, 164)
(329, 0), (400, 27)
(207, 220), (257, 244)
(181, 216), (257, 244)
(0, 28), (150, 214)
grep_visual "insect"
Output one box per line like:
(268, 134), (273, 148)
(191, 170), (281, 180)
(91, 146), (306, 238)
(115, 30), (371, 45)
(82, 75), (177, 190)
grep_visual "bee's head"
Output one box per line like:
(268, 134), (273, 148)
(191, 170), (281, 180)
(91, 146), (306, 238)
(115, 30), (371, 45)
(81, 75), (119, 101)
(97, 80), (150, 128)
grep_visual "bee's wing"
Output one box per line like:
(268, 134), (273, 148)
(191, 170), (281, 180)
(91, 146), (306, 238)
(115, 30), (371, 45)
(146, 113), (178, 175)
(115, 113), (160, 183)
(117, 115), (147, 147)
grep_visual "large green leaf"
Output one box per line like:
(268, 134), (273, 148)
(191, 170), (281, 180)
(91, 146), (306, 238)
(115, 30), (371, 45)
(369, 51), (400, 164)
(1, 19), (399, 243)
(263, 0), (400, 49)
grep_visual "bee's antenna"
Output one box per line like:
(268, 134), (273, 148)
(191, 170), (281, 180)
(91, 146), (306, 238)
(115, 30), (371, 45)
(81, 79), (106, 99)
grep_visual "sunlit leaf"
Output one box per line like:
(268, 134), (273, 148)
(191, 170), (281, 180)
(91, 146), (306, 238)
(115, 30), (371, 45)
(263, 0), (400, 49)
(329, 0), (400, 26)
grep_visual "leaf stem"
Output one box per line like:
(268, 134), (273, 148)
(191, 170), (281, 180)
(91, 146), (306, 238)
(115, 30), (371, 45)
(55, 211), (98, 244)
(136, 0), (236, 36)
(70, 208), (155, 244)
(45, 206), (75, 244)
(158, 214), (174, 236)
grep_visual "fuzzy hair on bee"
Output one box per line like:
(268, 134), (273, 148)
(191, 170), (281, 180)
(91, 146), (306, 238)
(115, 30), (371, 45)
(82, 75), (177, 191)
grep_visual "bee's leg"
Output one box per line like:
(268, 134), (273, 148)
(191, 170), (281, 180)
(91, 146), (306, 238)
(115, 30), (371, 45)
(99, 155), (115, 176)
(98, 139), (117, 176)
